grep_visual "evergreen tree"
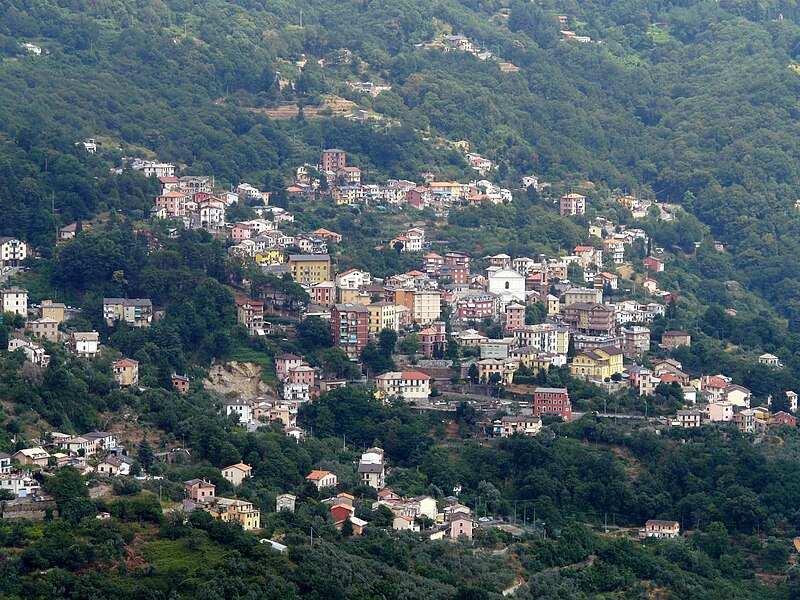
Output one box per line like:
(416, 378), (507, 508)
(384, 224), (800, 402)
(137, 436), (154, 473)
(341, 517), (354, 538)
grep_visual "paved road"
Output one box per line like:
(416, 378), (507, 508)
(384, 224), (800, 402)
(0, 267), (20, 284)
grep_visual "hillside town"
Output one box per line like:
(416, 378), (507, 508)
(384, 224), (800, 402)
(0, 146), (795, 543)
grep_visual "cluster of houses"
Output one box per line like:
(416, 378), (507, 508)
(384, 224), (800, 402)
(303, 449), (475, 539)
(1, 285), (193, 394)
(1, 431), (131, 500)
(183, 463), (260, 530)
(286, 149), (517, 213)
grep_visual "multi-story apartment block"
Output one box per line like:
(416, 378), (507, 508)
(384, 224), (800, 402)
(103, 298), (153, 327)
(331, 303), (369, 358)
(0, 238), (27, 267)
(288, 254), (331, 284)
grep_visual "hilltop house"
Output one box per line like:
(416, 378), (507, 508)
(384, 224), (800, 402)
(222, 463), (253, 487)
(306, 470), (338, 490)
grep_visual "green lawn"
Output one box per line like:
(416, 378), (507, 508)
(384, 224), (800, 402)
(143, 536), (228, 574)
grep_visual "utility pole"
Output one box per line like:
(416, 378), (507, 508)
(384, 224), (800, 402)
(604, 512), (608, 533)
(299, 9), (303, 27)
(310, 527), (314, 547)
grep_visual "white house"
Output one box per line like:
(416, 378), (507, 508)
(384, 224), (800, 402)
(72, 331), (100, 358)
(1, 286), (28, 315)
(0, 475), (40, 498)
(306, 470), (338, 489)
(225, 397), (254, 424)
(96, 455), (134, 476)
(358, 448), (385, 490)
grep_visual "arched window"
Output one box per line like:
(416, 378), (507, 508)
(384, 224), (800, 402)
(505, 281), (510, 289)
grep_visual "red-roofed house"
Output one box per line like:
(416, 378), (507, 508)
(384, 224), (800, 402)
(172, 373), (190, 393)
(156, 190), (189, 217)
(377, 488), (402, 502)
(419, 322), (447, 358)
(375, 371), (431, 403)
(330, 503), (355, 524)
(423, 252), (444, 276)
(306, 470), (338, 489)
(594, 272), (618, 291)
(700, 375), (729, 401)
(771, 411), (797, 427)
(112, 358), (139, 387)
(313, 228), (342, 243)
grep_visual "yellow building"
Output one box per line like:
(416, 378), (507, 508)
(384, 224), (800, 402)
(569, 346), (624, 380)
(255, 249), (285, 266)
(588, 225), (603, 238)
(41, 300), (66, 323)
(368, 301), (399, 333)
(287, 254), (331, 284)
(509, 348), (553, 374)
(204, 497), (261, 530)
(338, 287), (370, 305)
(476, 359), (519, 385)
(331, 186), (363, 205)
(546, 294), (560, 315)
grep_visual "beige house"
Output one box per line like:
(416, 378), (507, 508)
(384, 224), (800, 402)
(13, 447), (50, 467)
(643, 519), (680, 538)
(375, 371), (431, 402)
(113, 358), (139, 387)
(1, 287), (28, 317)
(476, 358), (519, 385)
(499, 415), (542, 437)
(222, 462), (253, 487)
(28, 317), (60, 342)
(661, 331), (691, 350)
(413, 290), (441, 324)
(41, 300), (66, 323)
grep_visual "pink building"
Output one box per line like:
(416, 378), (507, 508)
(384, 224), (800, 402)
(288, 365), (316, 386)
(418, 322), (447, 358)
(321, 149), (347, 172)
(275, 353), (303, 381)
(457, 294), (497, 321)
(533, 387), (572, 421)
(156, 190), (189, 217)
(559, 193), (586, 216)
(643, 256), (664, 272)
(449, 514), (473, 540)
(441, 264), (468, 285)
(444, 252), (471, 270)
(184, 478), (216, 503)
(311, 282), (336, 307)
(505, 303), (525, 330)
(707, 401), (734, 422)
(232, 223), (255, 242)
